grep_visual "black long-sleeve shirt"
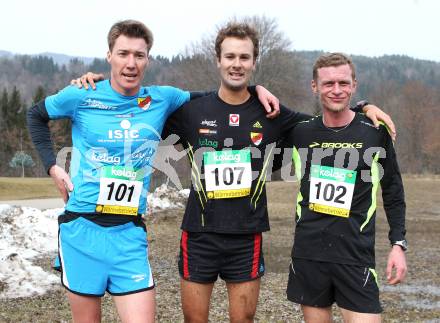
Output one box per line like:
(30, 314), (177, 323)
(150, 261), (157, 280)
(163, 92), (310, 233)
(286, 113), (406, 267)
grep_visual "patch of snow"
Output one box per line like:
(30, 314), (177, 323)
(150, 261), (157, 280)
(0, 185), (188, 298)
(147, 184), (189, 211)
(0, 204), (11, 214)
(0, 206), (61, 298)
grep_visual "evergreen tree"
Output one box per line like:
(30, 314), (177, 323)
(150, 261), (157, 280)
(0, 88), (8, 131)
(32, 85), (46, 105)
(7, 86), (25, 128)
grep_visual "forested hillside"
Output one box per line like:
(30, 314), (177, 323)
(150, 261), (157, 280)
(1, 18), (438, 177)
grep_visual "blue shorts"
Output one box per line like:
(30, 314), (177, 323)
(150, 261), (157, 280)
(57, 216), (154, 296)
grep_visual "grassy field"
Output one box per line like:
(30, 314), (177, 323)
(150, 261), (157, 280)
(1, 176), (439, 321)
(0, 177), (59, 200)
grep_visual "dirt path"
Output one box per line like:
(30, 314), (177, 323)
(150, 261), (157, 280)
(0, 198), (64, 210)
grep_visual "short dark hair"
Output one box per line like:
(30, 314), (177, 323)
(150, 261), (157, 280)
(107, 20), (154, 53)
(313, 52), (356, 81)
(215, 22), (259, 61)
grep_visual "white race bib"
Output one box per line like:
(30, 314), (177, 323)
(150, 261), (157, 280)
(96, 166), (143, 215)
(309, 165), (357, 218)
(203, 150), (252, 199)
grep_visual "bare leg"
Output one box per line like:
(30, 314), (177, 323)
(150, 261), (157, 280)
(66, 291), (101, 323)
(302, 305), (332, 323)
(113, 289), (156, 323)
(340, 307), (381, 323)
(226, 279), (261, 323)
(180, 279), (214, 323)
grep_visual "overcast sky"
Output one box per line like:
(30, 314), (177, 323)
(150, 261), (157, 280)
(1, 0), (439, 62)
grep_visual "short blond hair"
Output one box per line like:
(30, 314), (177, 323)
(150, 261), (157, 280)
(313, 52), (356, 81)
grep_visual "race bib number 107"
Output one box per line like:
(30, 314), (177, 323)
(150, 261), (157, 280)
(96, 166), (143, 215)
(204, 150), (252, 199)
(309, 165), (357, 218)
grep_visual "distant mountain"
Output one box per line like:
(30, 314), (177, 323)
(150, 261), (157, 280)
(0, 50), (13, 58)
(0, 50), (97, 65)
(38, 52), (96, 66)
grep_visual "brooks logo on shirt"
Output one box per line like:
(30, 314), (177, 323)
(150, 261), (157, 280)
(309, 142), (363, 148)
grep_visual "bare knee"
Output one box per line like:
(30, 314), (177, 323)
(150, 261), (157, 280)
(227, 280), (260, 323)
(181, 280), (213, 323)
(229, 291), (257, 323)
(340, 307), (381, 323)
(230, 310), (255, 323)
(302, 305), (332, 323)
(67, 292), (101, 323)
(183, 313), (209, 323)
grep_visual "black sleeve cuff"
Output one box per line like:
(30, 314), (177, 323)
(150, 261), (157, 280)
(351, 100), (369, 113)
(190, 91), (213, 100)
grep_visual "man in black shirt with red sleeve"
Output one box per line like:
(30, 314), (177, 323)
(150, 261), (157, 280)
(285, 53), (407, 323)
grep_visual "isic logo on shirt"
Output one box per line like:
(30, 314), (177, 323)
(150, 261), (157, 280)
(108, 120), (140, 139)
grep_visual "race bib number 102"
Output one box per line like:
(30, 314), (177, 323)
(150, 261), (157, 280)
(309, 165), (357, 218)
(204, 150), (252, 199)
(96, 166), (144, 215)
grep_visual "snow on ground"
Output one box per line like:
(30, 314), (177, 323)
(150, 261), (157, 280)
(0, 185), (188, 299)
(0, 206), (61, 298)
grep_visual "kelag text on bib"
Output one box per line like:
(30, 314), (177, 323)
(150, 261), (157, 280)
(309, 165), (357, 217)
(203, 150), (252, 199)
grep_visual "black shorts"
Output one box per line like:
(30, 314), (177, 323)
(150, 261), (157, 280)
(286, 258), (382, 314)
(178, 231), (265, 283)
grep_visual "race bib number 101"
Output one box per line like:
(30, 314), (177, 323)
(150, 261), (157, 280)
(204, 150), (252, 199)
(96, 166), (144, 215)
(309, 165), (357, 218)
